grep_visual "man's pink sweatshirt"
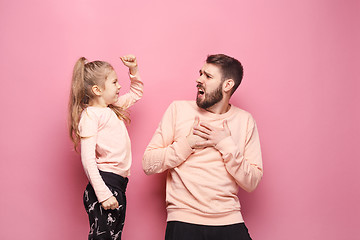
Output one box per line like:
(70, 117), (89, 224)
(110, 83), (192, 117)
(143, 101), (263, 225)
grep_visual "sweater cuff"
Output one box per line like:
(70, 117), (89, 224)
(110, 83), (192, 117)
(129, 71), (140, 79)
(174, 137), (194, 162)
(97, 189), (114, 203)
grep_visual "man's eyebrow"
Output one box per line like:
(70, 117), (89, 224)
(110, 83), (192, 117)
(199, 69), (213, 78)
(204, 70), (213, 77)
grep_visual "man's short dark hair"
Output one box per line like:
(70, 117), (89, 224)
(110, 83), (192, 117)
(206, 54), (244, 95)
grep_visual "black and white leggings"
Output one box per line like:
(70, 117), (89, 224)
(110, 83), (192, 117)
(83, 170), (128, 240)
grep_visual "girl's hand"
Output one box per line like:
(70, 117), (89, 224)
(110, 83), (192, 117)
(120, 54), (138, 75)
(101, 196), (119, 210)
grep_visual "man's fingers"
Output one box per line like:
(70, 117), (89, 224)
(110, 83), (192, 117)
(193, 130), (208, 139)
(189, 116), (200, 136)
(194, 125), (212, 135)
(195, 140), (212, 148)
(193, 116), (200, 127)
(199, 122), (214, 131)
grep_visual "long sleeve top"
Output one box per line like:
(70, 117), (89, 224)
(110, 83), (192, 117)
(143, 101), (263, 225)
(79, 72), (143, 203)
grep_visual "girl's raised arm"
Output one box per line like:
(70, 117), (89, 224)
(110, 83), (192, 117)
(115, 55), (143, 109)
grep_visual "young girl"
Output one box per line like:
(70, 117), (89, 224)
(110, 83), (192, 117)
(68, 55), (143, 240)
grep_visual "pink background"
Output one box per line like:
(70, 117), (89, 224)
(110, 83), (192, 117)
(1, 0), (359, 239)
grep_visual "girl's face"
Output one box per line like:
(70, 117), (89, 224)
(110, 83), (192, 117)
(100, 70), (121, 106)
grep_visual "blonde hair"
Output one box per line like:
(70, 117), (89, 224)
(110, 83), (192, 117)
(68, 57), (129, 151)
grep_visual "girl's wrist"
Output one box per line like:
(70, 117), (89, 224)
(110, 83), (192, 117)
(129, 65), (138, 75)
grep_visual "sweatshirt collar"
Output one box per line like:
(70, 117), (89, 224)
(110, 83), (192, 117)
(193, 102), (235, 119)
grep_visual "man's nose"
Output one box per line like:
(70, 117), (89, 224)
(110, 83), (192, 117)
(196, 75), (204, 84)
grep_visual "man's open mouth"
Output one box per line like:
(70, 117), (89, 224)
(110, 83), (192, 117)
(197, 84), (205, 95)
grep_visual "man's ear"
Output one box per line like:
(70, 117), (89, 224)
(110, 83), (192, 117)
(223, 79), (235, 93)
(91, 85), (102, 96)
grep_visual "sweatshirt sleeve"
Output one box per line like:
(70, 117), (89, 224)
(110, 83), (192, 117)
(142, 102), (194, 175)
(79, 110), (113, 203)
(215, 116), (263, 192)
(114, 72), (143, 109)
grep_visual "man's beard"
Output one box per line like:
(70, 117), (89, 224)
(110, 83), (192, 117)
(196, 84), (223, 109)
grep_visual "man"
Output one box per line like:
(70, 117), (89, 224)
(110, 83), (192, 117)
(143, 54), (263, 240)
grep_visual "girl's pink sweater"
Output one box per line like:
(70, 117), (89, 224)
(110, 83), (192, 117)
(79, 73), (143, 203)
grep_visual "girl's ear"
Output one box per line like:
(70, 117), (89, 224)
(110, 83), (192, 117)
(91, 85), (102, 96)
(223, 79), (235, 94)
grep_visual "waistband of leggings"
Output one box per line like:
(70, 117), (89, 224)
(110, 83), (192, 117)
(99, 170), (128, 193)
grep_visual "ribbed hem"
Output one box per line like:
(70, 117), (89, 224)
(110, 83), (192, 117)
(167, 208), (244, 226)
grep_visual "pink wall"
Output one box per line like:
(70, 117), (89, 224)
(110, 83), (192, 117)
(1, 0), (359, 239)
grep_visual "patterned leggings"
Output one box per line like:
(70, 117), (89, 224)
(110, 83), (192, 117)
(83, 171), (128, 240)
